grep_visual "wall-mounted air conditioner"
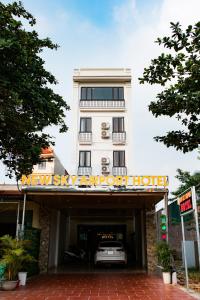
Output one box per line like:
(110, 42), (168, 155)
(102, 166), (110, 174)
(101, 122), (110, 129)
(101, 130), (110, 138)
(101, 157), (110, 165)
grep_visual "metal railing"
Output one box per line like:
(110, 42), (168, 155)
(80, 100), (125, 109)
(78, 167), (92, 176)
(112, 167), (127, 176)
(112, 132), (126, 144)
(79, 132), (92, 144)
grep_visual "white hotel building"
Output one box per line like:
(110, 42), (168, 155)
(72, 68), (132, 177)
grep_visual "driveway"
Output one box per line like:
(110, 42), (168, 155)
(0, 273), (198, 300)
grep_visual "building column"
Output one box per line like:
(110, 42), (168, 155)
(141, 209), (146, 268)
(39, 206), (51, 273)
(146, 209), (157, 274)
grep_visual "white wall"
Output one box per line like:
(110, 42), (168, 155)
(33, 154), (66, 175)
(33, 159), (54, 174)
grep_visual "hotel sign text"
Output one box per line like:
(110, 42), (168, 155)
(178, 190), (193, 214)
(21, 175), (169, 187)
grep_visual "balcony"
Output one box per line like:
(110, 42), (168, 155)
(112, 167), (127, 176)
(112, 132), (126, 145)
(79, 132), (92, 144)
(78, 167), (92, 176)
(80, 100), (125, 111)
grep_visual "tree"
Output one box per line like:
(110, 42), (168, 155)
(139, 22), (200, 153)
(0, 1), (69, 180)
(172, 168), (200, 197)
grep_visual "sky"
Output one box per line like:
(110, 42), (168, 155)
(1, 0), (200, 194)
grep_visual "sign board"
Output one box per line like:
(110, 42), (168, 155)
(178, 190), (193, 215)
(177, 186), (200, 288)
(21, 174), (169, 187)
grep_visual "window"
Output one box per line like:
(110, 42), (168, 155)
(113, 151), (125, 167)
(81, 87), (124, 100)
(113, 118), (124, 133)
(80, 118), (92, 132)
(79, 151), (91, 167)
(38, 160), (46, 170)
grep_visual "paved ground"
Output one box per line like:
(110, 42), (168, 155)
(0, 273), (199, 300)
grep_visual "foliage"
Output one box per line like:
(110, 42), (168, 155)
(0, 235), (36, 280)
(24, 227), (41, 276)
(156, 241), (171, 272)
(0, 262), (6, 280)
(0, 1), (69, 179)
(188, 269), (200, 283)
(139, 22), (200, 153)
(172, 168), (200, 197)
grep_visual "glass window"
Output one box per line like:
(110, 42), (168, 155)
(113, 151), (125, 167)
(113, 118), (124, 132)
(81, 87), (124, 100)
(80, 118), (92, 132)
(81, 87), (87, 100)
(38, 160), (46, 170)
(92, 87), (113, 100)
(79, 151), (91, 167)
(118, 87), (124, 99)
(87, 88), (92, 100)
(113, 87), (118, 100)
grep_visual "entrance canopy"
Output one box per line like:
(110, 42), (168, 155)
(0, 184), (168, 210)
(21, 186), (168, 210)
(0, 184), (168, 220)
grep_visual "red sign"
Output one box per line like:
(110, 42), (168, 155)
(180, 198), (193, 213)
(178, 190), (193, 214)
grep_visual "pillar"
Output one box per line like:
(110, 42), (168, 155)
(146, 209), (157, 273)
(38, 206), (51, 273)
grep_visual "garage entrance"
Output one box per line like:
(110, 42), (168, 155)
(64, 209), (145, 268)
(49, 206), (145, 272)
(22, 187), (167, 273)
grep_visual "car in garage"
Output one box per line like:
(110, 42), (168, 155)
(94, 241), (127, 265)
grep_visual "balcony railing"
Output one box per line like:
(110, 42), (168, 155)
(78, 167), (92, 176)
(112, 167), (127, 176)
(112, 132), (126, 145)
(79, 132), (92, 144)
(80, 100), (125, 109)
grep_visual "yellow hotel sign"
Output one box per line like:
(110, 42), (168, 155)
(21, 175), (168, 187)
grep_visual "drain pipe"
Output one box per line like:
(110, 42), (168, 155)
(21, 192), (27, 234)
(16, 201), (20, 240)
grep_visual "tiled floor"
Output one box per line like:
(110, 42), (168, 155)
(0, 273), (198, 300)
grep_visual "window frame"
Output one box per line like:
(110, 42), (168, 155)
(80, 117), (92, 133)
(79, 151), (91, 167)
(38, 160), (46, 170)
(112, 117), (125, 133)
(81, 87), (124, 101)
(113, 151), (125, 167)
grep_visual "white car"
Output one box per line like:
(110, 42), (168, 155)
(94, 241), (127, 265)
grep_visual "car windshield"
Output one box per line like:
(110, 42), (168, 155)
(99, 241), (123, 248)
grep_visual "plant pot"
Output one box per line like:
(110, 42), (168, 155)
(172, 271), (177, 284)
(1, 280), (18, 291)
(162, 272), (171, 284)
(18, 272), (27, 286)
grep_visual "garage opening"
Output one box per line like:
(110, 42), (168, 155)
(50, 207), (146, 272)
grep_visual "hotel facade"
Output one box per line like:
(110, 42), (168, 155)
(0, 68), (168, 274)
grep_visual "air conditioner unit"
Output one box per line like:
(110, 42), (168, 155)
(101, 130), (110, 138)
(101, 122), (110, 129)
(102, 166), (110, 174)
(101, 157), (110, 165)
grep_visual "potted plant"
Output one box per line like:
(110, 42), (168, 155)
(156, 241), (172, 284)
(0, 235), (36, 290)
